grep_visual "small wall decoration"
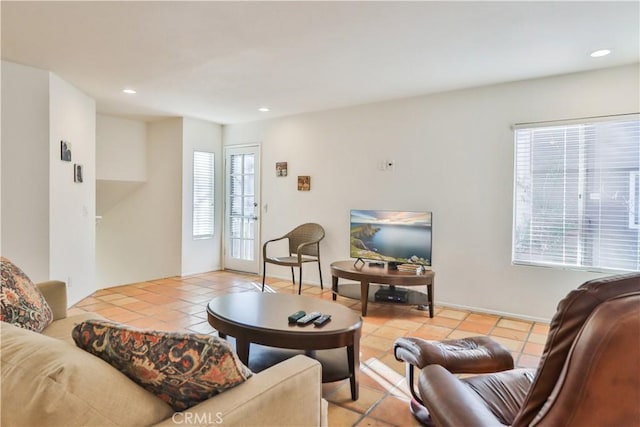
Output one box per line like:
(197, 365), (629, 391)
(60, 140), (72, 161)
(297, 175), (310, 191)
(276, 162), (288, 177)
(74, 164), (83, 183)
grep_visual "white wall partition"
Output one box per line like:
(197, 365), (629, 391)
(96, 118), (183, 287)
(96, 115), (147, 181)
(224, 64), (640, 321)
(48, 74), (96, 305)
(97, 116), (223, 287)
(1, 61), (96, 305)
(95, 115), (147, 217)
(1, 61), (50, 281)
(181, 117), (223, 276)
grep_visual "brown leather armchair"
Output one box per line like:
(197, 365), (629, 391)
(261, 223), (325, 295)
(395, 273), (640, 426)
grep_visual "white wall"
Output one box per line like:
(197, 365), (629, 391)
(96, 115), (146, 181)
(95, 115), (146, 216)
(181, 117), (223, 276)
(224, 64), (640, 321)
(1, 61), (96, 305)
(1, 61), (50, 281)
(97, 115), (223, 287)
(96, 118), (183, 287)
(48, 74), (96, 305)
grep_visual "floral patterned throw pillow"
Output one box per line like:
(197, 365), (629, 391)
(0, 257), (53, 332)
(72, 319), (253, 410)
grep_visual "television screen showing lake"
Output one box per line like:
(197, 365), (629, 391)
(350, 222), (432, 265)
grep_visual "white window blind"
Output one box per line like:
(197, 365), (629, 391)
(193, 151), (215, 239)
(513, 115), (640, 272)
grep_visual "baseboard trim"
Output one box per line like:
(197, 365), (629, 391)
(436, 301), (551, 323)
(180, 267), (222, 277)
(263, 273), (323, 287)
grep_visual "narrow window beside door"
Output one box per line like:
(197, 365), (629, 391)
(193, 151), (215, 239)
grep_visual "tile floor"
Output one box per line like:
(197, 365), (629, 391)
(70, 270), (549, 427)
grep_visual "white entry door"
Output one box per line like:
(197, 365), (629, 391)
(224, 145), (261, 273)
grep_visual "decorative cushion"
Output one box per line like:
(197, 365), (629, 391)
(72, 319), (253, 411)
(0, 257), (53, 332)
(1, 322), (174, 427)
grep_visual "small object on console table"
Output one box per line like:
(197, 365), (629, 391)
(296, 312), (322, 325)
(288, 310), (306, 323)
(313, 314), (332, 327)
(397, 264), (423, 274)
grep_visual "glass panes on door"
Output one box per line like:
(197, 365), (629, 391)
(228, 153), (256, 261)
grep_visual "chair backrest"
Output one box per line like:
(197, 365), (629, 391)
(531, 293), (639, 426)
(513, 272), (640, 427)
(286, 223), (325, 257)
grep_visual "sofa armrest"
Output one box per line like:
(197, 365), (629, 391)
(153, 355), (325, 427)
(36, 280), (67, 320)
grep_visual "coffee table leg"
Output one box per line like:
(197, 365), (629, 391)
(235, 338), (250, 365)
(360, 281), (369, 316)
(332, 275), (338, 301)
(427, 283), (434, 318)
(347, 343), (360, 401)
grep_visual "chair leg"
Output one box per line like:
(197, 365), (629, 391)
(262, 261), (267, 292)
(317, 260), (323, 290)
(405, 363), (433, 426)
(406, 363), (424, 405)
(410, 399), (434, 427)
(298, 266), (303, 295)
(291, 267), (296, 285)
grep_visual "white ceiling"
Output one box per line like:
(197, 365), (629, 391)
(2, 1), (638, 124)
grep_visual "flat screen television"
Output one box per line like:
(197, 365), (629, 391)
(350, 209), (432, 266)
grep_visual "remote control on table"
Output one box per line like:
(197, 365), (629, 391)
(313, 314), (331, 327)
(288, 310), (306, 323)
(296, 311), (321, 325)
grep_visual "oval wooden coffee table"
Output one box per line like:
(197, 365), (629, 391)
(207, 292), (362, 400)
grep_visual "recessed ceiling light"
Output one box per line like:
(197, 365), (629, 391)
(258, 107), (270, 112)
(123, 89), (137, 94)
(590, 49), (611, 58)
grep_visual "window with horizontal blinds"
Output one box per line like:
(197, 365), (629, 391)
(513, 115), (640, 272)
(193, 151), (214, 239)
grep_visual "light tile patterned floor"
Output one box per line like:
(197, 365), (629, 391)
(70, 271), (549, 427)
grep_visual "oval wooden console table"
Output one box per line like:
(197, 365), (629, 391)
(330, 260), (435, 317)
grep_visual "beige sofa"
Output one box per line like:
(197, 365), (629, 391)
(1, 281), (328, 427)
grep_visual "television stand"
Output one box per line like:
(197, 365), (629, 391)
(330, 260), (435, 317)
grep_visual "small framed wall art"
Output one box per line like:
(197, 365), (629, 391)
(297, 175), (310, 191)
(74, 164), (83, 183)
(276, 162), (288, 177)
(60, 140), (72, 161)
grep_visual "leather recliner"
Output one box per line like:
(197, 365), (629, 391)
(395, 272), (640, 426)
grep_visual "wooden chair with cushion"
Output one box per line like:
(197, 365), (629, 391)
(261, 223), (325, 295)
(394, 272), (640, 426)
